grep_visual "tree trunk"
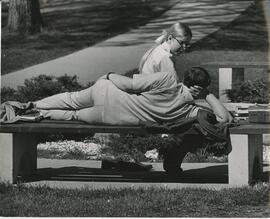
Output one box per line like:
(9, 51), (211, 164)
(7, 0), (43, 33)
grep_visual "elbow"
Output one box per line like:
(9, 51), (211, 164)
(217, 113), (233, 123)
(217, 117), (229, 123)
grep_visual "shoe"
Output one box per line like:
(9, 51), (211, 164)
(162, 145), (186, 177)
(101, 160), (118, 170)
(164, 166), (183, 178)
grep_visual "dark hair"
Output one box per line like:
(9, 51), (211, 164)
(183, 67), (211, 88)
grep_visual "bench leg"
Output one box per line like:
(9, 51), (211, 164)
(229, 134), (263, 186)
(0, 133), (38, 184)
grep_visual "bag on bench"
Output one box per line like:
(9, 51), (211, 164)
(1, 101), (43, 124)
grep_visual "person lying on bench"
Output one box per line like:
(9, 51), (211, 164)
(33, 66), (233, 175)
(34, 67), (232, 125)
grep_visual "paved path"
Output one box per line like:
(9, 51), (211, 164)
(23, 158), (270, 190)
(1, 0), (252, 88)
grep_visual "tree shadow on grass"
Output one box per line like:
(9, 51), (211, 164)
(98, 0), (268, 51)
(191, 1), (269, 51)
(2, 0), (178, 50)
(20, 164), (229, 184)
(1, 0), (179, 75)
(20, 162), (270, 184)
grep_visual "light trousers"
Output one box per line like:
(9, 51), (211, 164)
(36, 84), (104, 124)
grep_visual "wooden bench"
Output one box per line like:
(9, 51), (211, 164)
(0, 120), (268, 186)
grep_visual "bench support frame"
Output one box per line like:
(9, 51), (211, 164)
(229, 134), (263, 185)
(0, 133), (38, 183)
(0, 131), (266, 186)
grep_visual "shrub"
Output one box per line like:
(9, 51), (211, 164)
(107, 134), (227, 162)
(1, 74), (84, 103)
(16, 75), (64, 102)
(1, 87), (17, 103)
(107, 134), (171, 162)
(225, 77), (269, 103)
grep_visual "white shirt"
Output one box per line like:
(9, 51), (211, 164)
(140, 42), (178, 80)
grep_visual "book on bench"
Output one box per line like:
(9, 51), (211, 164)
(248, 104), (270, 123)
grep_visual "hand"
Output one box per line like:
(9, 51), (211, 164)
(189, 85), (203, 98)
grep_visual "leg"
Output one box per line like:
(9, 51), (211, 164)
(0, 133), (38, 183)
(39, 109), (78, 120)
(163, 144), (187, 176)
(229, 134), (263, 186)
(162, 133), (205, 176)
(39, 106), (103, 123)
(162, 134), (187, 175)
(76, 106), (103, 124)
(36, 86), (94, 110)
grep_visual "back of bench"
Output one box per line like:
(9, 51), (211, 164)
(201, 61), (269, 102)
(202, 62), (269, 69)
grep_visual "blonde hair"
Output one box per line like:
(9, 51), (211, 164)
(155, 22), (192, 44)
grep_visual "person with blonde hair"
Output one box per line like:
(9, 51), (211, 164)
(139, 22), (192, 81)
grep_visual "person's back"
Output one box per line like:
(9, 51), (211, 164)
(140, 43), (173, 75)
(101, 71), (197, 125)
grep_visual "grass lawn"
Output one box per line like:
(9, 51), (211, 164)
(0, 182), (269, 217)
(1, 0), (178, 75)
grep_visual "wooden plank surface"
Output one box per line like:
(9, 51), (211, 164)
(229, 123), (270, 134)
(0, 120), (146, 134)
(0, 120), (269, 135)
(202, 61), (269, 68)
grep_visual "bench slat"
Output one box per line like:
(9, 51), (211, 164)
(202, 61), (269, 68)
(0, 122), (147, 134)
(1, 120), (269, 135)
(229, 124), (270, 134)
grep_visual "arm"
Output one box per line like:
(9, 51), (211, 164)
(106, 71), (170, 93)
(159, 56), (178, 81)
(107, 73), (134, 92)
(205, 93), (233, 123)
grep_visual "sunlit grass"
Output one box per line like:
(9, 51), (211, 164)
(0, 182), (269, 217)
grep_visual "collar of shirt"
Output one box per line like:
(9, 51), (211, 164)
(161, 42), (172, 57)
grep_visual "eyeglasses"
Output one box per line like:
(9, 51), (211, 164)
(174, 38), (191, 49)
